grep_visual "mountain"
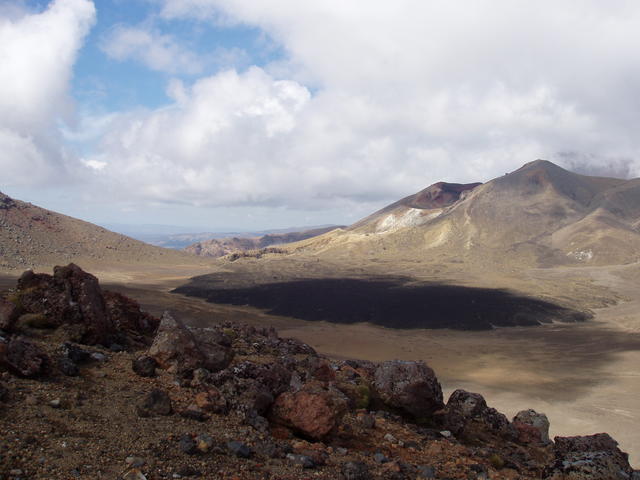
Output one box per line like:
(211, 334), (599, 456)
(184, 226), (343, 258)
(295, 160), (640, 267)
(0, 191), (197, 271)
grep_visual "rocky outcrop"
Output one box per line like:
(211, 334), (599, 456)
(148, 312), (233, 374)
(442, 389), (515, 441)
(373, 360), (444, 419)
(0, 266), (637, 480)
(270, 382), (349, 440)
(7, 264), (158, 347)
(546, 433), (634, 479)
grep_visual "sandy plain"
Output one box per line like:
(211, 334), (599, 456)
(1, 259), (639, 466)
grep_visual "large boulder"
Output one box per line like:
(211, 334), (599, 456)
(443, 389), (514, 440)
(270, 382), (349, 440)
(373, 360), (443, 419)
(148, 312), (233, 374)
(12, 264), (158, 347)
(545, 433), (633, 480)
(1, 336), (49, 377)
(513, 409), (550, 444)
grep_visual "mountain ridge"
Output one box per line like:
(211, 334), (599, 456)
(0, 190), (197, 271)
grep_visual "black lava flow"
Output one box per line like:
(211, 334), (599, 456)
(173, 277), (590, 331)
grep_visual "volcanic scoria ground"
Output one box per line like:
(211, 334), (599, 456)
(0, 264), (637, 480)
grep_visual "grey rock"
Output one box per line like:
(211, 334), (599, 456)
(227, 440), (251, 458)
(179, 435), (198, 455)
(373, 452), (388, 463)
(513, 408), (550, 442)
(287, 453), (315, 469)
(58, 357), (79, 377)
(373, 360), (443, 419)
(417, 465), (436, 479)
(341, 461), (370, 480)
(136, 389), (172, 417)
(132, 356), (157, 378)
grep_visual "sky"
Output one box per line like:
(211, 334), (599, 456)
(2, 0), (640, 233)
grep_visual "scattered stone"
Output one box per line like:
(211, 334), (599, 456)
(416, 465), (436, 479)
(175, 465), (201, 477)
(373, 452), (389, 463)
(179, 435), (198, 455)
(341, 461), (370, 480)
(191, 368), (210, 386)
(49, 398), (61, 408)
(286, 453), (315, 468)
(179, 405), (209, 422)
(136, 389), (172, 417)
(122, 468), (147, 480)
(57, 357), (79, 376)
(227, 440), (251, 458)
(61, 342), (91, 363)
(373, 360), (443, 419)
(336, 447), (348, 455)
(244, 410), (269, 432)
(194, 388), (226, 413)
(195, 434), (214, 453)
(125, 457), (146, 468)
(91, 352), (107, 362)
(440, 430), (452, 438)
(384, 433), (397, 443)
(132, 356), (157, 377)
(360, 413), (376, 429)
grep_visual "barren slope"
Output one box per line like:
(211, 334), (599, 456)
(0, 191), (201, 272)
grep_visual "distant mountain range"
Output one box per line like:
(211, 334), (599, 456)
(184, 226), (343, 257)
(291, 160), (640, 267)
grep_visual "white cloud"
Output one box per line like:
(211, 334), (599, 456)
(9, 0), (640, 218)
(0, 0), (95, 186)
(81, 0), (640, 211)
(100, 25), (205, 75)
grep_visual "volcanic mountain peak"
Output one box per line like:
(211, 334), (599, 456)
(403, 181), (483, 210)
(297, 159), (640, 267)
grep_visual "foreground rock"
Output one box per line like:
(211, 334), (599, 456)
(546, 433), (634, 479)
(373, 360), (444, 419)
(147, 311), (233, 374)
(1, 336), (49, 377)
(270, 382), (349, 440)
(443, 389), (515, 441)
(6, 264), (158, 347)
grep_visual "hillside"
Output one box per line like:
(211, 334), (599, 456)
(0, 191), (199, 272)
(0, 264), (636, 479)
(292, 160), (640, 268)
(184, 226), (342, 258)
